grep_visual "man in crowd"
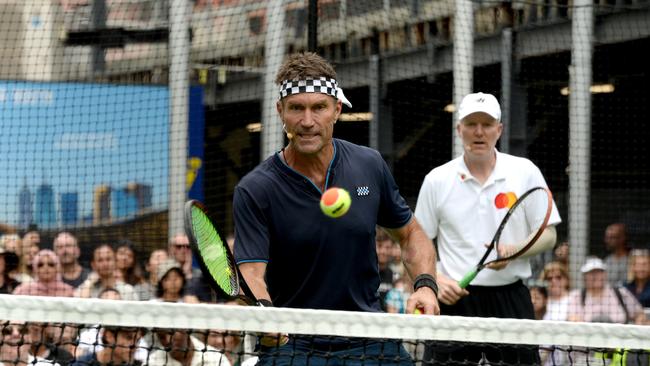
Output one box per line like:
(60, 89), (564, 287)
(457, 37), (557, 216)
(53, 232), (90, 288)
(168, 234), (201, 280)
(603, 223), (630, 286)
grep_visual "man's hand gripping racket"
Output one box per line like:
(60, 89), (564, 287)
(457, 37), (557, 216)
(458, 187), (553, 288)
(184, 200), (288, 346)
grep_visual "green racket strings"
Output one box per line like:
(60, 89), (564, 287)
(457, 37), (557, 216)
(191, 206), (237, 296)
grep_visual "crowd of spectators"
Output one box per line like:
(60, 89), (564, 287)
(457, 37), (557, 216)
(0, 230), (241, 366)
(1, 222), (648, 365)
(526, 222), (649, 327)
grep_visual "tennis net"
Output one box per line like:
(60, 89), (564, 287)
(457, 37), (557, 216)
(1, 294), (649, 366)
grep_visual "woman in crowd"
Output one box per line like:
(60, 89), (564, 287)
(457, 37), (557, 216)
(538, 261), (572, 366)
(114, 240), (145, 288)
(541, 261), (572, 321)
(13, 249), (74, 297)
(152, 259), (198, 303)
(624, 249), (650, 307)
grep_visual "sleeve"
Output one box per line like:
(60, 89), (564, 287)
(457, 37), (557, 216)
(376, 155), (412, 229)
(414, 173), (439, 240)
(233, 185), (270, 264)
(526, 161), (562, 226)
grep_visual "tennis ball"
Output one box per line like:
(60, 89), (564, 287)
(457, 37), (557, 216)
(320, 187), (351, 218)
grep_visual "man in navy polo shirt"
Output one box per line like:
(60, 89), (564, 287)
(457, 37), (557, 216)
(233, 52), (439, 365)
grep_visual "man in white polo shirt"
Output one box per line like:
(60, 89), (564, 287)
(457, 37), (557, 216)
(415, 92), (562, 365)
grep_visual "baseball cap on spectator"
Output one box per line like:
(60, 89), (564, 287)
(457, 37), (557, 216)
(458, 92), (501, 121)
(581, 256), (607, 273)
(156, 259), (183, 283)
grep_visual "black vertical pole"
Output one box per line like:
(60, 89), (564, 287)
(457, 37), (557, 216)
(91, 0), (107, 74)
(308, 0), (318, 52)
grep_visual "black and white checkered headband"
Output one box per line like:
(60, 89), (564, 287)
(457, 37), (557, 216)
(279, 77), (352, 107)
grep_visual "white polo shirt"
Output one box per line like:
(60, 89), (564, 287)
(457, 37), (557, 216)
(415, 150), (562, 286)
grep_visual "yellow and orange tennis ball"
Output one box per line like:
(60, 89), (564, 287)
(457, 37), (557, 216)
(320, 187), (351, 218)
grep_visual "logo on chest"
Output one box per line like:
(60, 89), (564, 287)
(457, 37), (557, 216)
(356, 186), (370, 196)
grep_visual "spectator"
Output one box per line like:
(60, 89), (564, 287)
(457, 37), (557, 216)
(136, 249), (168, 301)
(539, 261), (571, 366)
(168, 234), (200, 280)
(71, 326), (144, 366)
(1, 234), (31, 284)
(152, 259), (199, 303)
(53, 232), (90, 289)
(0, 321), (58, 366)
(0, 249), (20, 294)
(384, 277), (413, 314)
(147, 329), (231, 366)
(552, 241), (569, 270)
(529, 282), (548, 320)
(114, 240), (145, 288)
(13, 249), (74, 297)
(388, 237), (405, 280)
(76, 288), (130, 359)
(0, 234), (21, 255)
(603, 223), (630, 286)
(206, 329), (243, 366)
(376, 229), (395, 310)
(567, 256), (645, 324)
(75, 244), (139, 300)
(20, 230), (41, 279)
(205, 300), (245, 366)
(624, 249), (650, 308)
(540, 261), (571, 321)
(26, 322), (74, 366)
(1, 321), (32, 366)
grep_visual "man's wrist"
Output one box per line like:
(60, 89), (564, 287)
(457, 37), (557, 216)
(413, 274), (439, 297)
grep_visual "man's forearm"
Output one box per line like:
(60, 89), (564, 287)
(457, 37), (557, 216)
(387, 219), (437, 281)
(238, 262), (272, 302)
(518, 226), (557, 258)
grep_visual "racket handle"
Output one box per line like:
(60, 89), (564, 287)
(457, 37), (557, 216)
(458, 270), (478, 289)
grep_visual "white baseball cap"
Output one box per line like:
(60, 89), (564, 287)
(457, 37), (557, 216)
(580, 256), (607, 273)
(457, 92), (501, 121)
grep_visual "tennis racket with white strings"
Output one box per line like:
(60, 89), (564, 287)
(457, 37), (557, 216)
(458, 186), (553, 288)
(184, 199), (259, 305)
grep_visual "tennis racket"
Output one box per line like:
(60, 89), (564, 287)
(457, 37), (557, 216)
(458, 186), (553, 288)
(184, 199), (259, 305)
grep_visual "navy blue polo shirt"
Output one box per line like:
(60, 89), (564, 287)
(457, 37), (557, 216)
(233, 139), (412, 312)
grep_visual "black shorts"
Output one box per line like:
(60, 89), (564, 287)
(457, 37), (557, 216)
(423, 280), (541, 365)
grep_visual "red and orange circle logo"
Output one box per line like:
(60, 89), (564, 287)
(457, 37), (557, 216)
(494, 192), (517, 209)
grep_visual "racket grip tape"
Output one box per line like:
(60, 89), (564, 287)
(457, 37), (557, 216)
(458, 269), (478, 289)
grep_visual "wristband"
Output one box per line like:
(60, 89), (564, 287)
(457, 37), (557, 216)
(413, 274), (439, 297)
(257, 299), (273, 307)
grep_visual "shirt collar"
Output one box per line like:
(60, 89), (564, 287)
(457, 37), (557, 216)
(455, 149), (506, 183)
